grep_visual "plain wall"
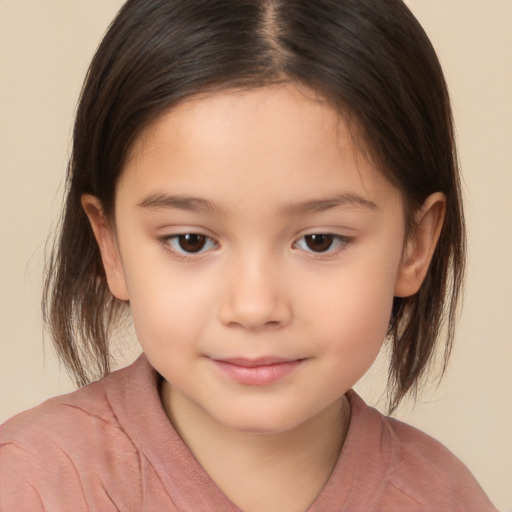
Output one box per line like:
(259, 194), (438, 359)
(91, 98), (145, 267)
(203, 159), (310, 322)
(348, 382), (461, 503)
(0, 0), (510, 510)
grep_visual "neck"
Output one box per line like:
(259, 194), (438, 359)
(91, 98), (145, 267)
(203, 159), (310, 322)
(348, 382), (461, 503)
(161, 383), (351, 512)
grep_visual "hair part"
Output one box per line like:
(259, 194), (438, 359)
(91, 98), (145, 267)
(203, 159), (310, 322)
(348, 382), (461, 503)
(43, 0), (465, 412)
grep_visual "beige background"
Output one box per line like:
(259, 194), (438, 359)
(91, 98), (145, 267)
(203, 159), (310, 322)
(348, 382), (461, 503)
(0, 0), (511, 509)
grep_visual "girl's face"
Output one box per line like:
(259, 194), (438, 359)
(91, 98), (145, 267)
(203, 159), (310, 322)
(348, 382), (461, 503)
(87, 84), (438, 435)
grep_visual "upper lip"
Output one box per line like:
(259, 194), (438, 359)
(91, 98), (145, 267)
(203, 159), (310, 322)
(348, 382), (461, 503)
(211, 357), (304, 367)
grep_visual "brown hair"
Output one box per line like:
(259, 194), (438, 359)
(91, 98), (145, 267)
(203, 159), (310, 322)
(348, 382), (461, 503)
(43, 0), (465, 412)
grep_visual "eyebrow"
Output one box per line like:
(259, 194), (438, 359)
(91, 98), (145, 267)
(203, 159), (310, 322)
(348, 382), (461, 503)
(280, 194), (379, 215)
(138, 192), (378, 216)
(138, 194), (227, 216)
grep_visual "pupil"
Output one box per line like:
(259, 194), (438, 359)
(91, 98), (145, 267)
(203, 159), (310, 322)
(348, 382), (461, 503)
(306, 234), (333, 252)
(179, 234), (206, 253)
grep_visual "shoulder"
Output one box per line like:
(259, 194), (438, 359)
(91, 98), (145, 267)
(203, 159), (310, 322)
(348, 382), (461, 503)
(2, 368), (124, 452)
(0, 359), (145, 512)
(0, 366), (133, 471)
(345, 391), (498, 512)
(384, 415), (489, 502)
(0, 357), (151, 460)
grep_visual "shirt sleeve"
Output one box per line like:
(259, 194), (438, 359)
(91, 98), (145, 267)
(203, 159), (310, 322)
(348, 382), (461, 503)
(0, 442), (45, 512)
(0, 438), (90, 512)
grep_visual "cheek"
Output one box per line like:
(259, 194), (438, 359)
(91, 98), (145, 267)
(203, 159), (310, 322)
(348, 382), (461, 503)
(321, 287), (392, 358)
(300, 248), (400, 368)
(121, 256), (217, 356)
(306, 248), (399, 323)
(313, 289), (393, 394)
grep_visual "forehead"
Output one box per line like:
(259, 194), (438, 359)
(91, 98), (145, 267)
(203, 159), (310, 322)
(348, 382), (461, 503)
(130, 84), (356, 164)
(118, 83), (398, 211)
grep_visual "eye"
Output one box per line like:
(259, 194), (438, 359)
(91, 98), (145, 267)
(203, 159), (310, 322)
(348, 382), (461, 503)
(166, 234), (217, 255)
(294, 234), (349, 253)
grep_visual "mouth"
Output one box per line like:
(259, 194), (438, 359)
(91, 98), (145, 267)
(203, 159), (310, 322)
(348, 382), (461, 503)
(210, 357), (307, 386)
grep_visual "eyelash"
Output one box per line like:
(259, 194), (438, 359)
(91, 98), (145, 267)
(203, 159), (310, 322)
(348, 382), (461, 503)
(159, 233), (351, 260)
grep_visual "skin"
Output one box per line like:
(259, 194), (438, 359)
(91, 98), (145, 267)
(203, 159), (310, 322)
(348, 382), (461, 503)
(83, 83), (445, 512)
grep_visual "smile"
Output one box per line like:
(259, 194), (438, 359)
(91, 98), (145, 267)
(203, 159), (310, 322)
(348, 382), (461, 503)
(210, 357), (306, 386)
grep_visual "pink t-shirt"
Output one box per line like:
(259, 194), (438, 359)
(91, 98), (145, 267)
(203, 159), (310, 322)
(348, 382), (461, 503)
(0, 355), (497, 511)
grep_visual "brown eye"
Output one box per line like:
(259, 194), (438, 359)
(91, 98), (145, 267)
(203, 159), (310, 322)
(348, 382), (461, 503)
(295, 234), (349, 254)
(178, 234), (207, 252)
(304, 234), (334, 252)
(166, 234), (216, 255)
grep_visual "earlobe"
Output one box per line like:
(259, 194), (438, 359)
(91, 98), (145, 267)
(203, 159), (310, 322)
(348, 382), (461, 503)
(394, 192), (446, 298)
(81, 194), (130, 301)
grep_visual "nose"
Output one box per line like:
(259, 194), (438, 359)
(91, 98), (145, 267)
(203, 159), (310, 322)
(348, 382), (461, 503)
(219, 252), (292, 330)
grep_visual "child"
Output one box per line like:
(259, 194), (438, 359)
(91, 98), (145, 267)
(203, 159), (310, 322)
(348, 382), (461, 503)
(0, 0), (498, 510)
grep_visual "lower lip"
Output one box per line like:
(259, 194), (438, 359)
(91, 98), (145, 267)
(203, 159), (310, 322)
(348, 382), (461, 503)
(211, 359), (304, 386)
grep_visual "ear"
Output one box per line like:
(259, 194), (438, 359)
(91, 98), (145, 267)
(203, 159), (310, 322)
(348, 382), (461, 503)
(394, 192), (446, 298)
(81, 194), (130, 301)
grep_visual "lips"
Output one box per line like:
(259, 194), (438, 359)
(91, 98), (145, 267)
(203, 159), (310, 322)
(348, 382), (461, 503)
(210, 357), (305, 386)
